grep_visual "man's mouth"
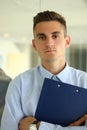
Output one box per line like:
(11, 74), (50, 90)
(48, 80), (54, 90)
(45, 49), (56, 53)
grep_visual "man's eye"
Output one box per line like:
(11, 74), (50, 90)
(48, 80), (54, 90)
(52, 35), (58, 39)
(39, 35), (46, 40)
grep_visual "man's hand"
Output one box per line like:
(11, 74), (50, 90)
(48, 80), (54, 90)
(69, 114), (87, 126)
(18, 114), (87, 129)
(18, 116), (40, 130)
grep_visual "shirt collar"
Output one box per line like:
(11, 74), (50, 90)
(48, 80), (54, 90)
(39, 65), (53, 79)
(39, 63), (70, 82)
(56, 63), (70, 82)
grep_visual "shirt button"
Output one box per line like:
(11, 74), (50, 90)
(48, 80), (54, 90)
(76, 89), (79, 92)
(58, 84), (61, 87)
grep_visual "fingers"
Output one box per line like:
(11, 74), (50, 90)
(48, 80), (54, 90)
(18, 116), (36, 130)
(69, 114), (87, 126)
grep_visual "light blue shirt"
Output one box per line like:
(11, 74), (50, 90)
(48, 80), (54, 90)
(1, 64), (87, 130)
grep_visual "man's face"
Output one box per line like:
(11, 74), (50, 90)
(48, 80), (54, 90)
(32, 21), (70, 64)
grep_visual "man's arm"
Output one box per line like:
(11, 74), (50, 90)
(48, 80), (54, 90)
(18, 114), (87, 130)
(18, 117), (40, 130)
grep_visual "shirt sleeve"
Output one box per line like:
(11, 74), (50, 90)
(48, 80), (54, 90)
(38, 121), (87, 130)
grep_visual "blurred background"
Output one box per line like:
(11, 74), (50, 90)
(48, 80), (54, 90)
(0, 0), (87, 79)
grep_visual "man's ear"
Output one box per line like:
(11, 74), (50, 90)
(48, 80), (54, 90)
(32, 39), (37, 51)
(65, 35), (71, 48)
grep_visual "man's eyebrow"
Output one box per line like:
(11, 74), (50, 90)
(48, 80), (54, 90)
(51, 31), (60, 35)
(36, 31), (60, 37)
(36, 33), (45, 37)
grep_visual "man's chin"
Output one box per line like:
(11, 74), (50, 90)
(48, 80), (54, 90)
(45, 58), (57, 63)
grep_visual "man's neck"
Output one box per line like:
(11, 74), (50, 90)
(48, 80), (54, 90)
(41, 60), (66, 75)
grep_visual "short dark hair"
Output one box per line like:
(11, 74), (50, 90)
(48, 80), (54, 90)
(33, 10), (67, 36)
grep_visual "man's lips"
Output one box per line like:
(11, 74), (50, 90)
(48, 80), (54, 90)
(45, 49), (56, 53)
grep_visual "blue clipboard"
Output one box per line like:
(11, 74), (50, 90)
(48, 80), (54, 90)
(35, 78), (87, 126)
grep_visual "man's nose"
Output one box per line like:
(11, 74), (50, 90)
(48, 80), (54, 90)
(46, 37), (54, 46)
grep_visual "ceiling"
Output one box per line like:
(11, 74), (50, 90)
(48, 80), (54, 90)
(0, 0), (87, 44)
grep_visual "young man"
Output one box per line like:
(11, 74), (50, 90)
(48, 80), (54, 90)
(1, 10), (87, 130)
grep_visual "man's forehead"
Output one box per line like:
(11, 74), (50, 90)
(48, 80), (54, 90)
(35, 21), (61, 29)
(33, 21), (64, 37)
